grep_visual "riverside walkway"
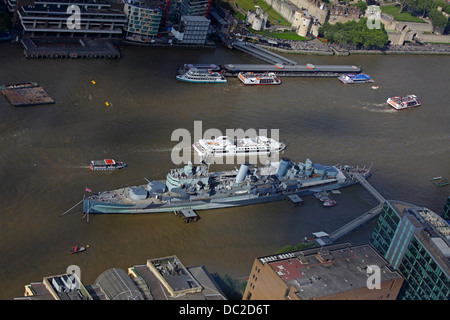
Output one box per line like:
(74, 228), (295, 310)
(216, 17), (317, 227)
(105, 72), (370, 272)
(231, 41), (297, 65)
(321, 173), (386, 243)
(350, 172), (386, 204)
(329, 204), (383, 242)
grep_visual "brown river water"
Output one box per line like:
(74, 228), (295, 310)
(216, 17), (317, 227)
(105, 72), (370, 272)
(0, 43), (449, 299)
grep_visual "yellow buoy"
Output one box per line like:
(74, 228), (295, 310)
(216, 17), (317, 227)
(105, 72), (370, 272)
(105, 102), (110, 106)
(91, 80), (96, 84)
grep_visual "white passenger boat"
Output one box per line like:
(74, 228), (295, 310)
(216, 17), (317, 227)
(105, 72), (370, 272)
(90, 159), (126, 171)
(386, 95), (421, 110)
(192, 135), (286, 157)
(237, 72), (281, 85)
(338, 73), (374, 84)
(176, 68), (227, 84)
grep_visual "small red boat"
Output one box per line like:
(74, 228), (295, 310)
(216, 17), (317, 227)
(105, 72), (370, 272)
(70, 246), (86, 254)
(323, 199), (337, 207)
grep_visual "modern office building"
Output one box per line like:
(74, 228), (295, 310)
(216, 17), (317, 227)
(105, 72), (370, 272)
(16, 0), (127, 38)
(179, 0), (211, 17)
(171, 14), (209, 43)
(123, 0), (164, 39)
(442, 196), (450, 220)
(167, 0), (210, 24)
(243, 242), (404, 300)
(370, 200), (450, 300)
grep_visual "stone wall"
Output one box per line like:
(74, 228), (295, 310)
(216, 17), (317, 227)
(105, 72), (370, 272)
(419, 33), (450, 43)
(263, 0), (328, 24)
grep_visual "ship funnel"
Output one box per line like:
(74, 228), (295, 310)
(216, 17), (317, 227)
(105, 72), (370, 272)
(276, 158), (291, 178)
(235, 162), (250, 183)
(305, 158), (312, 170)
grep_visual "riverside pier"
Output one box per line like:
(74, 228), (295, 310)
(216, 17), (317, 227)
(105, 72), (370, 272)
(313, 172), (387, 245)
(179, 40), (363, 77)
(224, 40), (362, 77)
(21, 38), (120, 59)
(222, 63), (361, 77)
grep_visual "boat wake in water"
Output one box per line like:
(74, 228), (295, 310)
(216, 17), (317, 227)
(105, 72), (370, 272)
(358, 102), (397, 113)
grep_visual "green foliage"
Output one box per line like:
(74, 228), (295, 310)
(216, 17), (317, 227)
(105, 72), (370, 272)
(381, 4), (426, 22)
(435, 0), (450, 14)
(318, 18), (389, 49)
(0, 12), (11, 32)
(222, 0), (290, 26)
(429, 8), (449, 30)
(250, 28), (306, 41)
(355, 1), (367, 13)
(275, 242), (316, 254)
(406, 0), (435, 16)
(211, 273), (244, 300)
(386, 0), (450, 33)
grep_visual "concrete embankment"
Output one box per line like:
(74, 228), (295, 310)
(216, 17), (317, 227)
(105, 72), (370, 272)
(260, 42), (450, 56)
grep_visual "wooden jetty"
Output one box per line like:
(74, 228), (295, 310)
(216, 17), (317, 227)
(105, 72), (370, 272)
(0, 82), (55, 107)
(287, 194), (304, 207)
(174, 209), (199, 223)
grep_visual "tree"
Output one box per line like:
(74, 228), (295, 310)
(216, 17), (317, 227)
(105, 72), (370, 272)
(0, 12), (12, 32)
(356, 1), (367, 13)
(398, 0), (409, 13)
(405, 0), (435, 16)
(429, 8), (449, 32)
(318, 18), (388, 50)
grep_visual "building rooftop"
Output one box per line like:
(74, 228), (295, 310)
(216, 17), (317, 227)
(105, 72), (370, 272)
(259, 242), (402, 300)
(182, 15), (210, 22)
(15, 273), (92, 300)
(95, 268), (144, 300)
(17, 256), (226, 300)
(389, 200), (450, 276)
(130, 255), (227, 300)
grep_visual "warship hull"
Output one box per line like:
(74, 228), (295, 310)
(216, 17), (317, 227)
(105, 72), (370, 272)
(82, 175), (362, 214)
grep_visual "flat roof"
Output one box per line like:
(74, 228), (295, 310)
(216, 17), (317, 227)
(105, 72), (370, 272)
(148, 256), (202, 295)
(132, 257), (226, 300)
(182, 15), (210, 22)
(261, 242), (402, 300)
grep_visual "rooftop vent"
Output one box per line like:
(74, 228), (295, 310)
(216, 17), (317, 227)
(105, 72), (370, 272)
(316, 250), (333, 263)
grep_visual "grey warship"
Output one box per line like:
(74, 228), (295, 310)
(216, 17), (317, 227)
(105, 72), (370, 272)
(82, 157), (371, 214)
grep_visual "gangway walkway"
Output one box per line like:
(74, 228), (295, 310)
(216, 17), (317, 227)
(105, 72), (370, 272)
(232, 41), (297, 66)
(329, 204), (383, 242)
(326, 172), (385, 242)
(350, 172), (386, 204)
